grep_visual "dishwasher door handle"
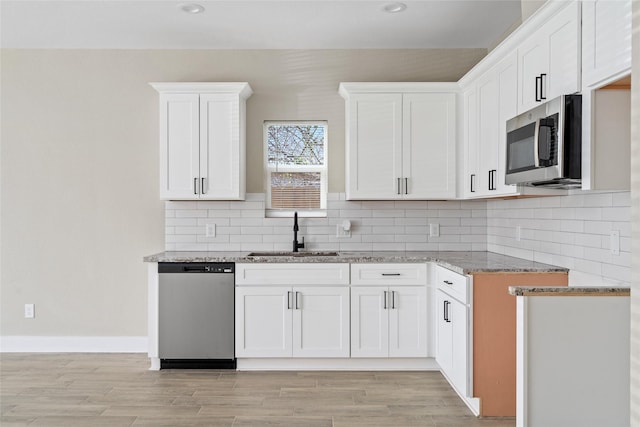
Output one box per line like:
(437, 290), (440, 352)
(182, 266), (209, 272)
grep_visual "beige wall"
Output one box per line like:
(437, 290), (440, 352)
(521, 0), (546, 22)
(0, 49), (485, 336)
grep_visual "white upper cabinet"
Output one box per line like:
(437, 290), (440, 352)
(517, 1), (581, 113)
(344, 92), (403, 199)
(582, 0), (632, 88)
(151, 82), (252, 200)
(340, 83), (457, 200)
(462, 53), (519, 198)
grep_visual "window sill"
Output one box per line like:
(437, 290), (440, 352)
(265, 210), (327, 218)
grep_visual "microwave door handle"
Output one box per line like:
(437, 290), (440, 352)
(533, 119), (540, 168)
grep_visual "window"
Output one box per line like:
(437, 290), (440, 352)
(264, 121), (327, 216)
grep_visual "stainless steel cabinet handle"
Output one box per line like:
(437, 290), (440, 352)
(391, 291), (396, 309)
(201, 177), (206, 195)
(295, 292), (300, 310)
(287, 291), (292, 310)
(540, 73), (547, 100)
(470, 174), (476, 193)
(397, 178), (401, 195)
(383, 291), (388, 309)
(535, 75), (541, 102)
(193, 177), (198, 195)
(443, 280), (453, 285)
(382, 273), (401, 276)
(404, 177), (408, 195)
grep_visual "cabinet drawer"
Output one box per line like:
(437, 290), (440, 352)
(351, 263), (427, 286)
(236, 263), (349, 285)
(435, 265), (469, 304)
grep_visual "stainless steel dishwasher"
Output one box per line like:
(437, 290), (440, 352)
(158, 262), (235, 369)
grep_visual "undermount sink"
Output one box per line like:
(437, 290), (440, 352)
(247, 251), (339, 257)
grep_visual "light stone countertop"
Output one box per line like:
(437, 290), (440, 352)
(509, 286), (630, 296)
(143, 251), (569, 275)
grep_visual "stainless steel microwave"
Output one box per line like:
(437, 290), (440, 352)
(505, 94), (582, 188)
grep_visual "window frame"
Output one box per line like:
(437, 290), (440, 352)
(263, 120), (328, 218)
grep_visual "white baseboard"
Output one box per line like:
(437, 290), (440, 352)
(0, 336), (148, 353)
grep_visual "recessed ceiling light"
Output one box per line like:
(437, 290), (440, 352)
(180, 3), (205, 14)
(383, 2), (407, 13)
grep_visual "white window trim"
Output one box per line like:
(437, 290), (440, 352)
(263, 121), (328, 217)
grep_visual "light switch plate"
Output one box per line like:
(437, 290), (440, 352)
(429, 223), (440, 237)
(24, 304), (35, 319)
(206, 223), (216, 238)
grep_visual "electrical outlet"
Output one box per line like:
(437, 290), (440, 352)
(24, 304), (35, 319)
(429, 223), (440, 237)
(610, 230), (620, 255)
(205, 223), (216, 237)
(516, 226), (522, 242)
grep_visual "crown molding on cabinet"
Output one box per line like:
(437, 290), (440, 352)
(149, 82), (253, 99)
(338, 82), (460, 98)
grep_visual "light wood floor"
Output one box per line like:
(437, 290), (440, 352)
(1, 353), (515, 426)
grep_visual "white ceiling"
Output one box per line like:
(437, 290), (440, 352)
(0, 1), (522, 49)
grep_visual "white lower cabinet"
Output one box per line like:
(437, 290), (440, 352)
(235, 286), (349, 358)
(436, 290), (469, 395)
(235, 286), (291, 358)
(351, 286), (428, 358)
(435, 265), (471, 397)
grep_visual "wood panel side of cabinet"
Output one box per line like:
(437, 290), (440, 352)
(472, 272), (568, 417)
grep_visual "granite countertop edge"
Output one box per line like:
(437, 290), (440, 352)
(143, 251), (570, 275)
(509, 286), (630, 296)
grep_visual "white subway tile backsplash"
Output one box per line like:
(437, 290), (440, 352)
(486, 191), (631, 286)
(602, 207), (631, 222)
(583, 192), (613, 207)
(175, 209), (208, 218)
(164, 191), (630, 286)
(612, 191), (631, 206)
(438, 209), (472, 218)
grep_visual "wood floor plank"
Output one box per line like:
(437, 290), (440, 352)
(0, 353), (516, 427)
(233, 416), (333, 427)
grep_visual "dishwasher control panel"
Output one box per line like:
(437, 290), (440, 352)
(158, 262), (234, 274)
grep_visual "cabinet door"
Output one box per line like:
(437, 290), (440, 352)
(436, 290), (453, 374)
(388, 286), (428, 357)
(292, 287), (350, 358)
(462, 87), (479, 198)
(200, 94), (243, 200)
(582, 0), (632, 87)
(545, 1), (580, 100)
(351, 287), (389, 357)
(159, 93), (200, 199)
(517, 33), (547, 113)
(235, 287), (292, 357)
(346, 94), (403, 199)
(450, 297), (470, 396)
(402, 93), (456, 199)
(476, 71), (499, 196)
